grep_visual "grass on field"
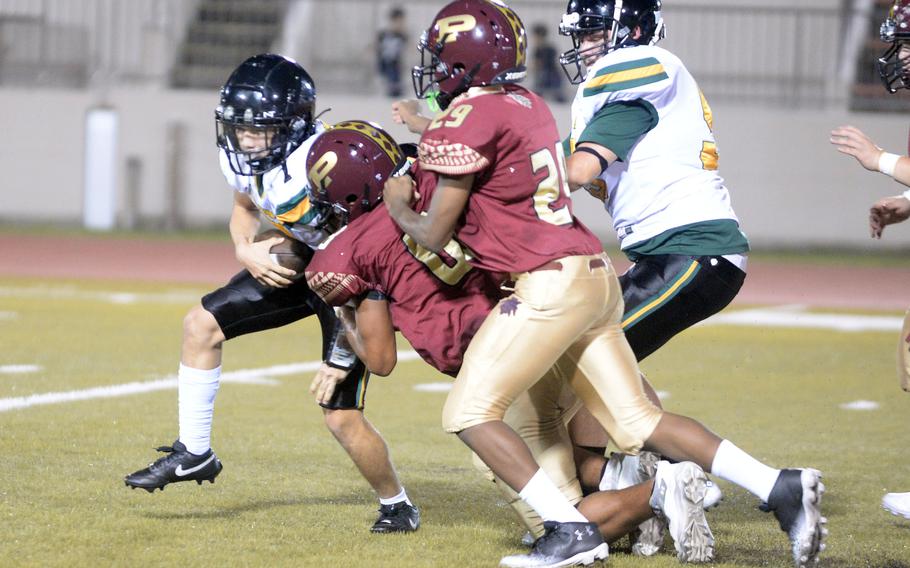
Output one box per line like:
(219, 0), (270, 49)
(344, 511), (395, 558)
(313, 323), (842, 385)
(1, 276), (909, 568)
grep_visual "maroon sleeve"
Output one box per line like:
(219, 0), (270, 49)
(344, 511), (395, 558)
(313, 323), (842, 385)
(305, 231), (375, 307)
(418, 97), (498, 177)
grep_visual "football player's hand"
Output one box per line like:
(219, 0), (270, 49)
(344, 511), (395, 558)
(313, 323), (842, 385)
(582, 179), (608, 202)
(235, 237), (296, 288)
(383, 176), (420, 209)
(392, 99), (431, 134)
(310, 363), (348, 405)
(869, 195), (910, 238)
(830, 125), (882, 171)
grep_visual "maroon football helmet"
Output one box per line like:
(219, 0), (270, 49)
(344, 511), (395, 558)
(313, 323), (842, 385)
(412, 0), (528, 110)
(306, 120), (404, 225)
(879, 0), (910, 92)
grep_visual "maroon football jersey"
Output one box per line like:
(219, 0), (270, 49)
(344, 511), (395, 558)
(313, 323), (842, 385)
(417, 85), (603, 273)
(305, 205), (501, 376)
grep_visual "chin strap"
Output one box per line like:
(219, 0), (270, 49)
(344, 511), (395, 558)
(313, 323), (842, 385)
(436, 63), (481, 111)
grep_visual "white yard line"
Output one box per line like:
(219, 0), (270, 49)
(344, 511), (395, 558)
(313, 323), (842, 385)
(0, 311), (18, 320)
(839, 400), (881, 411)
(0, 285), (200, 305)
(704, 307), (903, 333)
(0, 351), (422, 413)
(413, 382), (452, 392)
(0, 364), (42, 374)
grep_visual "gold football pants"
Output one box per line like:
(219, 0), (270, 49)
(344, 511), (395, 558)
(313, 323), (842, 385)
(443, 254), (662, 454)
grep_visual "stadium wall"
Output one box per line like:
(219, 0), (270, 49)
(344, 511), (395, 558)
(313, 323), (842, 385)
(2, 87), (908, 250)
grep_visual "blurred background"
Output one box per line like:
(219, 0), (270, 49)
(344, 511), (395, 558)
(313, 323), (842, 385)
(1, 0), (908, 250)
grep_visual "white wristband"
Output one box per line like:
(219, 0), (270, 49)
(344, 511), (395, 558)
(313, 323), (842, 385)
(878, 152), (901, 177)
(902, 188), (910, 201)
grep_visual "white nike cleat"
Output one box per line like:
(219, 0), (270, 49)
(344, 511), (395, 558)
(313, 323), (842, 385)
(883, 492), (910, 519)
(650, 460), (715, 563)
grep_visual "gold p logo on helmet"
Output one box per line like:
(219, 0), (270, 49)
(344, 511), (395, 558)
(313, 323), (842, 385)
(308, 151), (338, 190)
(437, 14), (477, 43)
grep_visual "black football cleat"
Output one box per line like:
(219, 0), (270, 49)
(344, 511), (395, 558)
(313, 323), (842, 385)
(124, 440), (222, 492)
(499, 521), (609, 567)
(370, 502), (420, 533)
(761, 469), (827, 568)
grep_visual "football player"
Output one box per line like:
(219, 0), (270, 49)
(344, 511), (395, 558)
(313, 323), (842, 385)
(123, 54), (419, 534)
(830, 0), (910, 521)
(303, 121), (715, 560)
(383, 1), (825, 567)
(549, 0), (749, 553)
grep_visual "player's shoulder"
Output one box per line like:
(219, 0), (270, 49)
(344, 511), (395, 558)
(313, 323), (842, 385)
(305, 227), (361, 306)
(581, 45), (676, 100)
(280, 124), (326, 187)
(306, 209), (392, 305)
(460, 85), (542, 117)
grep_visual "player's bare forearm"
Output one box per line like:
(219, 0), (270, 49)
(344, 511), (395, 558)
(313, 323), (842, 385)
(392, 99), (431, 134)
(406, 115), (432, 134)
(386, 201), (446, 253)
(337, 300), (397, 376)
(229, 193), (262, 250)
(386, 173), (471, 252)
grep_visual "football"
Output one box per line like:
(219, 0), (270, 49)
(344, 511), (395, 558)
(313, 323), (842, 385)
(254, 229), (311, 278)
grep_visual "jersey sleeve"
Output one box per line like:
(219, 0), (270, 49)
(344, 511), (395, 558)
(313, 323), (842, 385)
(418, 99), (498, 176)
(577, 99), (658, 162)
(581, 55), (669, 101)
(305, 232), (376, 307)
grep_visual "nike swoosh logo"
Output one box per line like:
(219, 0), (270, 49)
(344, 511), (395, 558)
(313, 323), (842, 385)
(175, 454), (216, 477)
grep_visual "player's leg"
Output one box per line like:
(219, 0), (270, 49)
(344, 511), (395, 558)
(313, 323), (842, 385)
(495, 369), (712, 561)
(578, 459), (714, 563)
(318, 361), (419, 533)
(445, 256), (616, 567)
(445, 256), (615, 494)
(571, 340), (827, 566)
(570, 254), (743, 552)
(568, 376), (662, 491)
(124, 269), (322, 491)
(478, 367), (586, 541)
(620, 254), (746, 361)
(882, 310), (910, 519)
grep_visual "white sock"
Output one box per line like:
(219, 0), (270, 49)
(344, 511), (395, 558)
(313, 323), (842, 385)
(519, 468), (588, 523)
(177, 363), (221, 455)
(379, 487), (412, 507)
(710, 439), (780, 502)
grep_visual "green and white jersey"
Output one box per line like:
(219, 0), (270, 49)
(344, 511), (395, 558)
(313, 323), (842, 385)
(219, 122), (329, 248)
(569, 45), (748, 257)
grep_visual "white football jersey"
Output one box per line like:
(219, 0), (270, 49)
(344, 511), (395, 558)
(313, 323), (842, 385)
(569, 45), (740, 249)
(219, 122), (330, 247)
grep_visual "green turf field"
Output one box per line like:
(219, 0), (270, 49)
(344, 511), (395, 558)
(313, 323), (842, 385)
(1, 276), (908, 567)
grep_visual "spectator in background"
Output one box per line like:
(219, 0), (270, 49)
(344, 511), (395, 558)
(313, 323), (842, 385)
(377, 7), (407, 97)
(531, 23), (566, 102)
